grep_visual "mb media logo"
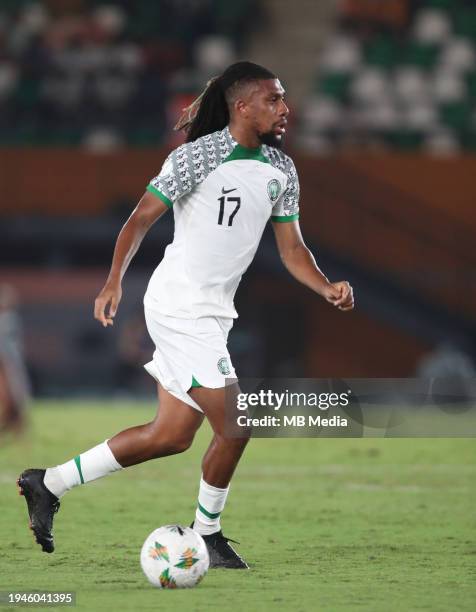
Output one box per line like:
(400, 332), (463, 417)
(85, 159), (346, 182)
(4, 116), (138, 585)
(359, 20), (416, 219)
(267, 179), (281, 202)
(217, 357), (231, 375)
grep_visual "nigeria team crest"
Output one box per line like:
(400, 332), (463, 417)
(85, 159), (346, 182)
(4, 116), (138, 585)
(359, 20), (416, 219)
(267, 179), (281, 202)
(217, 357), (231, 375)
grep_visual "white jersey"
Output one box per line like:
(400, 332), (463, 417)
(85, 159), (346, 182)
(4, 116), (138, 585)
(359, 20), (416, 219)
(143, 125), (300, 319)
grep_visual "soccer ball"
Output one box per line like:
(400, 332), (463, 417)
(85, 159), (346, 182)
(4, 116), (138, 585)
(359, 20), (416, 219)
(140, 525), (209, 589)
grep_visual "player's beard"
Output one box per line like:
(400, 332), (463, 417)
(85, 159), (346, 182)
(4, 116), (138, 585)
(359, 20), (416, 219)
(258, 130), (284, 149)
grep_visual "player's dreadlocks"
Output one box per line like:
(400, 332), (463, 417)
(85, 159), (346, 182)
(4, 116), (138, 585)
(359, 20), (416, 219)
(174, 62), (276, 143)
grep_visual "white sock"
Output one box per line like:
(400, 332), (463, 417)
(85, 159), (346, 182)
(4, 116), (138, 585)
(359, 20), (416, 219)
(193, 476), (229, 536)
(43, 439), (122, 498)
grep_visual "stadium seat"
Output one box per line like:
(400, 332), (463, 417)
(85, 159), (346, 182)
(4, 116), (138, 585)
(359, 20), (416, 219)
(394, 68), (430, 104)
(438, 38), (476, 73)
(319, 35), (362, 72)
(307, 0), (476, 151)
(432, 70), (467, 102)
(82, 128), (124, 152)
(423, 128), (461, 154)
(412, 9), (452, 44)
(351, 68), (390, 104)
(18, 2), (50, 35)
(301, 96), (344, 130)
(295, 132), (333, 154)
(91, 4), (126, 37)
(403, 104), (439, 130)
(364, 102), (401, 131)
(195, 36), (236, 76)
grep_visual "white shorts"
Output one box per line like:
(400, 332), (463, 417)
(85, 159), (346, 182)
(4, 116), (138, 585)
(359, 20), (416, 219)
(143, 307), (236, 413)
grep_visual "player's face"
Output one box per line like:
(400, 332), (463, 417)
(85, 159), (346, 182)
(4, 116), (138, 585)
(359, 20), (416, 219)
(248, 79), (289, 148)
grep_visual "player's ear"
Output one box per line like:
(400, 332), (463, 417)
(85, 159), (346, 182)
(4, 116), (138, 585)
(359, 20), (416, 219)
(235, 98), (247, 118)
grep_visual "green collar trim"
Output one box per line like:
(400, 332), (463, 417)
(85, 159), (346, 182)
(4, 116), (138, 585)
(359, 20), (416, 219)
(224, 143), (270, 164)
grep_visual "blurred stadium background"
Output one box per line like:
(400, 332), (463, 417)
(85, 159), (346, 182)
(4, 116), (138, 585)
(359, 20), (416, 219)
(1, 0), (475, 429)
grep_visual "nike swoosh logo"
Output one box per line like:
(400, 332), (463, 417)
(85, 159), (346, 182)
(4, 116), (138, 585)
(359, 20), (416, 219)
(221, 187), (237, 194)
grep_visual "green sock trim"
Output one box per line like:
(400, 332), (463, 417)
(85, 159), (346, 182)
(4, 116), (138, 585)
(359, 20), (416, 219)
(197, 501), (221, 519)
(74, 455), (84, 484)
(191, 376), (202, 388)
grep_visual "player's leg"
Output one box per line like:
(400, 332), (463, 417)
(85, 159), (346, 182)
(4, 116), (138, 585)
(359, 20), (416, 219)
(17, 384), (204, 552)
(189, 383), (251, 568)
(0, 361), (26, 435)
(192, 384), (249, 487)
(107, 383), (205, 467)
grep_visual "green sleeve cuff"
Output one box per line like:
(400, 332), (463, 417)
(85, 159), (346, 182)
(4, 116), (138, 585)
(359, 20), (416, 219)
(146, 184), (173, 208)
(271, 213), (299, 223)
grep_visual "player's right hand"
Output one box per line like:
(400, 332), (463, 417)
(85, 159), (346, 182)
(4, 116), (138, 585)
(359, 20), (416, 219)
(323, 281), (354, 311)
(94, 283), (122, 328)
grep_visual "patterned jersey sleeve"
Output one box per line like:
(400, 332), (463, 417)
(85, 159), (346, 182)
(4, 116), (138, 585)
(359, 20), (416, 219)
(271, 156), (300, 222)
(146, 142), (199, 208)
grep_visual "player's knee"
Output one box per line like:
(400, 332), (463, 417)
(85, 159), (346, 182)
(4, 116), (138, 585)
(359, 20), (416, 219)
(216, 430), (250, 450)
(169, 435), (194, 454)
(149, 433), (193, 457)
(144, 421), (195, 457)
(230, 425), (252, 444)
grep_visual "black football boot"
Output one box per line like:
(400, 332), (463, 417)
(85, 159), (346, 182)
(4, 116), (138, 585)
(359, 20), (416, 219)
(191, 524), (249, 569)
(17, 469), (60, 553)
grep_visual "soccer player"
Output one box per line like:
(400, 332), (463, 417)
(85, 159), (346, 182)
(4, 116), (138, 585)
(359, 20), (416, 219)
(17, 62), (354, 567)
(0, 284), (30, 436)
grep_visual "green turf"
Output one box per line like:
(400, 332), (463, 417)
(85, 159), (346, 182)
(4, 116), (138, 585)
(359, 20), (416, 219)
(0, 401), (475, 611)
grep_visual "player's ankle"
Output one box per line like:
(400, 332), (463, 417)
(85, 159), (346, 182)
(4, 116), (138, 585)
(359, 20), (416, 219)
(192, 517), (220, 536)
(43, 467), (68, 498)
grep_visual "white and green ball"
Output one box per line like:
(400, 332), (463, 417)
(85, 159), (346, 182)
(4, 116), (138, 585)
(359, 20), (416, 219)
(140, 525), (209, 589)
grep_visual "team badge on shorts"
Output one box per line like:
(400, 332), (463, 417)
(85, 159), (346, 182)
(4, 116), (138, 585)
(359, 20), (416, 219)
(267, 179), (281, 203)
(217, 357), (231, 375)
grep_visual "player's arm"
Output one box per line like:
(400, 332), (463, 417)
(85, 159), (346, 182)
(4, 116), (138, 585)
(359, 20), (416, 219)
(94, 191), (169, 327)
(272, 220), (354, 311)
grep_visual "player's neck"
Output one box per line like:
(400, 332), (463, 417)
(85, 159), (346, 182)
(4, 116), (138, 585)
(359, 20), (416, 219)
(228, 123), (261, 150)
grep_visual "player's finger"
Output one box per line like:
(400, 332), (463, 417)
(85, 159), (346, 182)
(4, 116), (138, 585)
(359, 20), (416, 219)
(109, 295), (118, 318)
(94, 297), (109, 327)
(93, 298), (103, 320)
(334, 287), (350, 305)
(334, 293), (348, 305)
(341, 284), (353, 302)
(335, 291), (353, 307)
(326, 285), (341, 302)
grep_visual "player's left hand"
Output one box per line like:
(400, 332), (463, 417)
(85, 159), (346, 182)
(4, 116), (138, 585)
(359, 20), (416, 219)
(327, 281), (354, 311)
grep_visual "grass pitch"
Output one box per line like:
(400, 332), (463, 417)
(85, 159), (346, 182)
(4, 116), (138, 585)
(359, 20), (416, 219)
(0, 401), (475, 611)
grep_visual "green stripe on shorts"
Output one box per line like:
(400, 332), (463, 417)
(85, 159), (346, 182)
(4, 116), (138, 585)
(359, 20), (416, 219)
(191, 376), (202, 388)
